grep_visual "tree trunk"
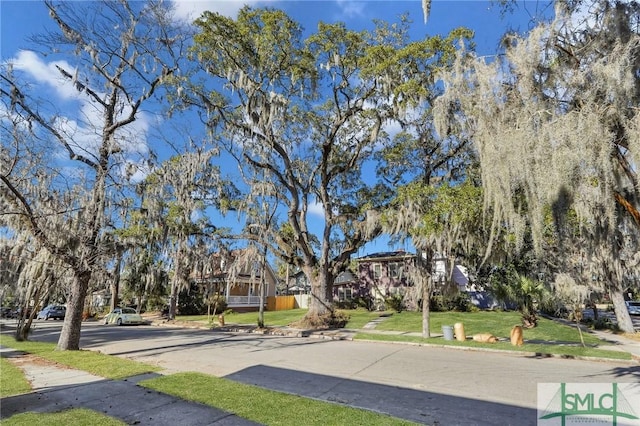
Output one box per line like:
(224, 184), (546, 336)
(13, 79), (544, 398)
(15, 309), (37, 342)
(305, 267), (332, 322)
(610, 287), (635, 334)
(422, 277), (432, 338)
(417, 248), (434, 338)
(169, 283), (177, 320)
(57, 272), (91, 350)
(110, 250), (123, 312)
(15, 280), (41, 341)
(257, 243), (267, 328)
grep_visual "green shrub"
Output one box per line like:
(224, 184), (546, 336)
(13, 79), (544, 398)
(584, 317), (619, 331)
(335, 300), (358, 310)
(330, 310), (350, 328)
(384, 295), (404, 313)
(205, 294), (227, 315)
(335, 296), (374, 311)
(145, 295), (168, 312)
(430, 293), (476, 312)
(177, 283), (205, 315)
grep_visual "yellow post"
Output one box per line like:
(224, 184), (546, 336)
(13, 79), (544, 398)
(454, 322), (466, 341)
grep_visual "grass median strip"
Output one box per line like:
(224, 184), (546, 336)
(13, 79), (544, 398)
(0, 334), (160, 379)
(373, 311), (606, 344)
(2, 408), (126, 426)
(140, 372), (418, 426)
(354, 332), (632, 361)
(175, 307), (383, 329)
(1, 357), (31, 397)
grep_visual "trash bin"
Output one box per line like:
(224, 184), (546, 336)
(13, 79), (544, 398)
(442, 325), (454, 341)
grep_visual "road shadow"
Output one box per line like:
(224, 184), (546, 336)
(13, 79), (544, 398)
(591, 364), (640, 381)
(13, 324), (336, 359)
(224, 364), (537, 426)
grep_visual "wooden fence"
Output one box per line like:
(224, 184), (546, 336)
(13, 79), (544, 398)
(267, 295), (296, 311)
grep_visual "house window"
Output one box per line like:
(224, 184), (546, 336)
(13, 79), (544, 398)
(389, 262), (403, 279)
(389, 286), (405, 296)
(338, 287), (353, 301)
(373, 264), (381, 279)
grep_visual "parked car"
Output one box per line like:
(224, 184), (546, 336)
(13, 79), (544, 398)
(626, 301), (640, 315)
(103, 307), (145, 326)
(37, 305), (66, 320)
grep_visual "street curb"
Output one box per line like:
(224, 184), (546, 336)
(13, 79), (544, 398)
(352, 337), (640, 365)
(145, 320), (639, 365)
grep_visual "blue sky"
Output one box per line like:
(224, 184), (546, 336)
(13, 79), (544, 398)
(2, 1), (545, 55)
(1, 1), (545, 256)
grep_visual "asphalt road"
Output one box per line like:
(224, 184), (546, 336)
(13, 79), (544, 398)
(7, 320), (639, 426)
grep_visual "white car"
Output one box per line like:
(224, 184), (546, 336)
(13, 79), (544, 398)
(626, 301), (640, 316)
(103, 307), (145, 325)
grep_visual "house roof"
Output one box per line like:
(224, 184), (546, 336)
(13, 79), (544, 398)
(357, 251), (416, 262)
(334, 270), (356, 285)
(192, 249), (277, 284)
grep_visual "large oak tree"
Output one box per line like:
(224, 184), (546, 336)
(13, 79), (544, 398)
(187, 7), (471, 325)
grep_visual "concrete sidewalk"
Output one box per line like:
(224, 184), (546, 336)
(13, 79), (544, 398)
(536, 314), (640, 360)
(0, 346), (260, 426)
(584, 328), (640, 359)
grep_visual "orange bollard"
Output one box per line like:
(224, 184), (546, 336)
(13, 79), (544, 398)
(510, 325), (523, 346)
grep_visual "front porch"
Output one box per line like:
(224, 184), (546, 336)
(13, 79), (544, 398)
(227, 295), (264, 308)
(193, 250), (278, 312)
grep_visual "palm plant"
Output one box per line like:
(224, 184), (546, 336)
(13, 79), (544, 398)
(491, 270), (552, 328)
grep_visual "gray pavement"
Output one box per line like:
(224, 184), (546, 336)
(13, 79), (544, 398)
(1, 316), (639, 426)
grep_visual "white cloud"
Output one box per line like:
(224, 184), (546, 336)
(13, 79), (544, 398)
(335, 0), (365, 19)
(10, 50), (81, 101)
(307, 199), (325, 218)
(171, 0), (273, 22)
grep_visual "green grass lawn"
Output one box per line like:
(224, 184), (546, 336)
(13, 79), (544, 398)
(350, 310), (634, 361)
(2, 409), (126, 426)
(354, 332), (632, 360)
(182, 308), (615, 348)
(1, 357), (31, 397)
(177, 307), (388, 329)
(140, 372), (417, 426)
(374, 310), (605, 345)
(177, 308), (309, 326)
